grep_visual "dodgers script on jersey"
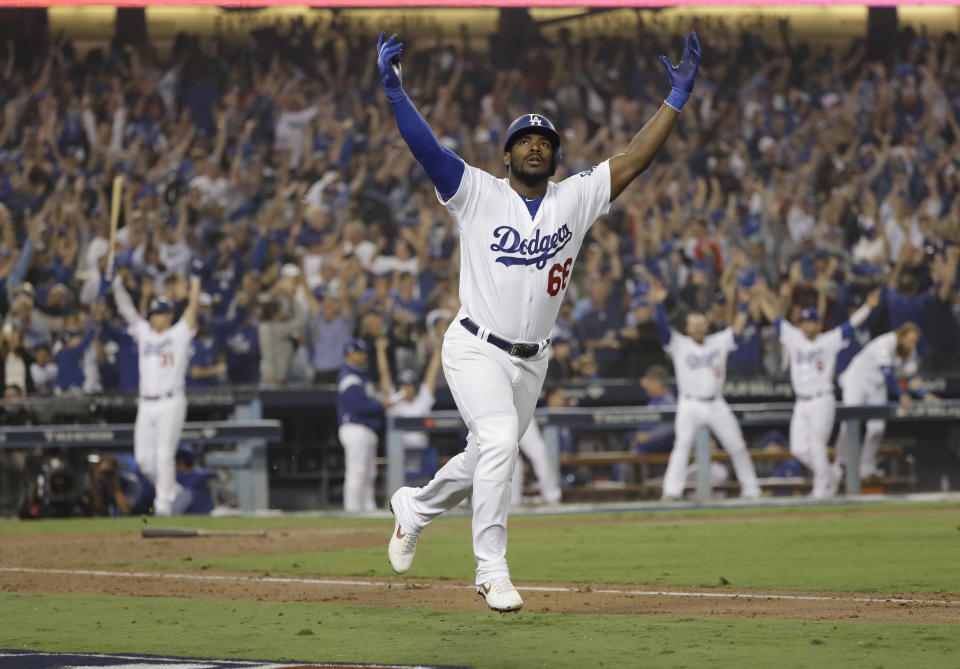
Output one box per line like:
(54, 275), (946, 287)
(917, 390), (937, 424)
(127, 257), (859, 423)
(666, 327), (736, 398)
(840, 331), (918, 391)
(779, 320), (844, 395)
(133, 319), (195, 397)
(438, 160), (611, 343)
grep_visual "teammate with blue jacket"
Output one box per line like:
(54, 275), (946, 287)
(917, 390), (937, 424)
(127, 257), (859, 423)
(337, 338), (388, 512)
(377, 30), (701, 611)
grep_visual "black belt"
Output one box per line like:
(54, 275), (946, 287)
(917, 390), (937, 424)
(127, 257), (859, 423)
(140, 391), (180, 401)
(681, 394), (717, 402)
(459, 318), (546, 359)
(797, 392), (833, 401)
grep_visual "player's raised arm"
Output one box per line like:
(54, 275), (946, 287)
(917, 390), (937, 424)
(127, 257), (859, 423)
(844, 288), (881, 333)
(374, 336), (395, 405)
(649, 283), (672, 346)
(609, 33), (700, 202)
(422, 323), (445, 395)
(182, 263), (203, 331)
(111, 272), (144, 327)
(376, 33), (465, 200)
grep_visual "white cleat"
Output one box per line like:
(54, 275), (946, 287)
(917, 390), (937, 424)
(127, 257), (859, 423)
(387, 489), (419, 574)
(477, 577), (523, 613)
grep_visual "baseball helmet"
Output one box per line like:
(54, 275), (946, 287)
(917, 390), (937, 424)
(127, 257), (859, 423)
(503, 113), (562, 174)
(397, 368), (419, 387)
(344, 338), (370, 355)
(147, 297), (174, 317)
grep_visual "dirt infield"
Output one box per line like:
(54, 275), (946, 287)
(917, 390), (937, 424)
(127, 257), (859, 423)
(2, 524), (959, 624)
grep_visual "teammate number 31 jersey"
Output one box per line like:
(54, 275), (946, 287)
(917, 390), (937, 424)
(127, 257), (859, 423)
(439, 159), (611, 343)
(133, 319), (196, 397)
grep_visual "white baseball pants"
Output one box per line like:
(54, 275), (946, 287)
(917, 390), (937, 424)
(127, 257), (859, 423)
(836, 380), (887, 478)
(134, 394), (187, 516)
(662, 398), (760, 498)
(790, 395), (837, 498)
(396, 320), (547, 585)
(339, 423), (378, 512)
(512, 419), (562, 505)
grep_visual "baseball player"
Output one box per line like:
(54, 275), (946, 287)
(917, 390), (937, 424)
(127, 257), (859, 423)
(835, 322), (934, 479)
(337, 338), (388, 512)
(378, 30), (700, 611)
(756, 288), (881, 498)
(375, 331), (443, 480)
(112, 271), (201, 517)
(649, 282), (762, 500)
(511, 419), (562, 506)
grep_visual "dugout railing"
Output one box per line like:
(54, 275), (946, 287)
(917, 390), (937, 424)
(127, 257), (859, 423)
(386, 401), (960, 502)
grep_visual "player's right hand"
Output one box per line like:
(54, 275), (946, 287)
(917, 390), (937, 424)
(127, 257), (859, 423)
(377, 32), (404, 90)
(899, 393), (914, 412)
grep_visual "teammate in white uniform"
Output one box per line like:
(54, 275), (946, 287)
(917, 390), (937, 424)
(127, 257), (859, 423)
(112, 273), (200, 516)
(512, 420), (562, 506)
(649, 283), (761, 500)
(377, 31), (701, 611)
(757, 289), (880, 498)
(836, 322), (933, 478)
(375, 332), (444, 478)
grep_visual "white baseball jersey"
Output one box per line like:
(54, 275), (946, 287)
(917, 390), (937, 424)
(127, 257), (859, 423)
(665, 327), (735, 399)
(778, 319), (844, 396)
(132, 318), (196, 397)
(439, 158), (611, 342)
(839, 331), (917, 391)
(387, 384), (435, 449)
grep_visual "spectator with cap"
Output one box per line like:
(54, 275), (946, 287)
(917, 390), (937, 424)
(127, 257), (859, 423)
(88, 456), (134, 517)
(172, 444), (218, 515)
(54, 316), (96, 394)
(337, 338), (388, 511)
(625, 364), (677, 455)
(187, 293), (226, 387)
(6, 286), (52, 350)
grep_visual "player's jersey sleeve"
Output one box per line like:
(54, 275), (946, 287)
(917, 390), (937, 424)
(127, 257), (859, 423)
(414, 384), (436, 412)
(563, 160), (612, 238)
(778, 318), (802, 350)
(131, 320), (150, 343)
(437, 164), (496, 229)
(718, 327), (737, 353)
(821, 327), (845, 355)
(171, 319), (198, 352)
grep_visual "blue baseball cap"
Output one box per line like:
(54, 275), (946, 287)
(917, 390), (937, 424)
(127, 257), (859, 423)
(147, 297), (173, 316)
(344, 338), (370, 355)
(800, 307), (820, 322)
(737, 269), (756, 288)
(397, 369), (419, 387)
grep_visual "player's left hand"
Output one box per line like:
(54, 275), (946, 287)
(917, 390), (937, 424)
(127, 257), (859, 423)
(659, 32), (701, 94)
(865, 287), (883, 309)
(377, 32), (404, 90)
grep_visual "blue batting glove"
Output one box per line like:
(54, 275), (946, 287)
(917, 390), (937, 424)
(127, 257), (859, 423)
(660, 32), (701, 111)
(376, 32), (404, 92)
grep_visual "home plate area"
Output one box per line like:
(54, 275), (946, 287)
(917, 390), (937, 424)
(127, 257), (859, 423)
(0, 651), (469, 669)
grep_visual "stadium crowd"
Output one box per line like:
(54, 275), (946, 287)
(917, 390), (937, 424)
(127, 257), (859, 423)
(1, 18), (959, 406)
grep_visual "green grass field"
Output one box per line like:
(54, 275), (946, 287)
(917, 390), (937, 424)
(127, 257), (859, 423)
(2, 501), (959, 668)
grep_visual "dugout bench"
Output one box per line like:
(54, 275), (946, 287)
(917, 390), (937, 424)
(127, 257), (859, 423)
(386, 401), (960, 502)
(0, 400), (281, 512)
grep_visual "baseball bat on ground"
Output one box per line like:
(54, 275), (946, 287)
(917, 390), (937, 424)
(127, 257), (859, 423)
(106, 175), (124, 274)
(141, 527), (268, 539)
